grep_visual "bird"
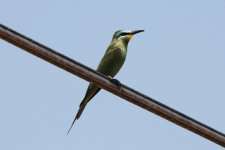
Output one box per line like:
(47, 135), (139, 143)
(67, 29), (144, 133)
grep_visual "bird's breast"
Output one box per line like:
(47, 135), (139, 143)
(111, 46), (126, 62)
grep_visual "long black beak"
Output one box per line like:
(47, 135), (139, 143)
(131, 30), (144, 35)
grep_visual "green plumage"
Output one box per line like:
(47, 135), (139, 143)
(68, 30), (144, 133)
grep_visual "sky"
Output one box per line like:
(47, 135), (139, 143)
(1, 0), (225, 149)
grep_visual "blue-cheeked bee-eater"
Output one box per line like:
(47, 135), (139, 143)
(68, 29), (144, 133)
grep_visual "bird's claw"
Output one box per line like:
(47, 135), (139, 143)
(107, 76), (122, 90)
(107, 76), (113, 80)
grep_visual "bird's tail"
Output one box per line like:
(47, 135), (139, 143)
(67, 86), (101, 134)
(67, 102), (87, 134)
(76, 102), (87, 120)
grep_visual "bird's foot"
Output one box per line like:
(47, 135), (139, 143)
(107, 76), (113, 80)
(107, 76), (122, 90)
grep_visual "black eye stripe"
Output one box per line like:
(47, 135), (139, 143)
(120, 32), (129, 36)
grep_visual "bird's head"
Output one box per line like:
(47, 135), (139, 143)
(112, 30), (144, 44)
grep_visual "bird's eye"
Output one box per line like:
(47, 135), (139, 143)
(120, 32), (127, 36)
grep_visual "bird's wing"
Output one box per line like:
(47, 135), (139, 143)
(96, 45), (119, 73)
(79, 84), (101, 112)
(71, 46), (118, 123)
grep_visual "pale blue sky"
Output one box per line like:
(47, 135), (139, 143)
(1, 0), (225, 149)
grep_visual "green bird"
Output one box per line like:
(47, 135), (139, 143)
(67, 30), (144, 133)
